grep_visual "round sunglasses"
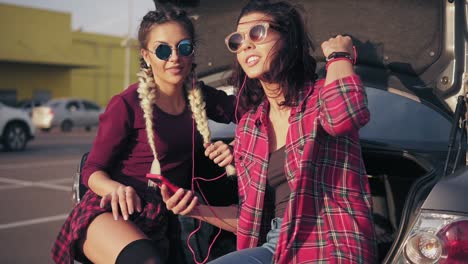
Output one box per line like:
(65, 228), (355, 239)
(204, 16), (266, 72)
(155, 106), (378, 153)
(225, 22), (271, 53)
(150, 39), (194, 61)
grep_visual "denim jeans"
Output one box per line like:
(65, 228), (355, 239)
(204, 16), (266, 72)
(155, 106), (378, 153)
(178, 191), (215, 264)
(208, 218), (282, 264)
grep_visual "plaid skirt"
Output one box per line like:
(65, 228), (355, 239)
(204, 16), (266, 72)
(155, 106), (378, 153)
(51, 188), (169, 264)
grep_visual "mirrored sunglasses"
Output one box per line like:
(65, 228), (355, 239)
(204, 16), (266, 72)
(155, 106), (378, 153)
(225, 23), (271, 53)
(152, 39), (194, 61)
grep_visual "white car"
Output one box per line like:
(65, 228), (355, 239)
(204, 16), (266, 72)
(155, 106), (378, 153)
(0, 102), (35, 151)
(32, 98), (103, 132)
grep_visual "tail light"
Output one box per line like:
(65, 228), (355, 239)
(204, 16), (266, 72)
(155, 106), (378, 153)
(405, 233), (443, 263)
(437, 220), (468, 263)
(395, 212), (468, 264)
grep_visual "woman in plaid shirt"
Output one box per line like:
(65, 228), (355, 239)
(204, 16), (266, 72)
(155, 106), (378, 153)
(162, 0), (377, 263)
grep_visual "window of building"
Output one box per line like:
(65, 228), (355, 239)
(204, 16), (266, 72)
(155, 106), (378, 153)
(0, 90), (17, 106)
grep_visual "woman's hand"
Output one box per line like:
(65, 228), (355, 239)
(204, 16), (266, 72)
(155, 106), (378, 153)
(321, 35), (353, 58)
(204, 141), (234, 167)
(100, 185), (142, 221)
(321, 35), (355, 85)
(160, 185), (198, 215)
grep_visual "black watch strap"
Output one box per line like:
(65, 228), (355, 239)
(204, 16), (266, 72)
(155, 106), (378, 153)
(326, 52), (353, 62)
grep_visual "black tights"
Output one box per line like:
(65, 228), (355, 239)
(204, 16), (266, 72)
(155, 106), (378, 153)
(116, 239), (162, 264)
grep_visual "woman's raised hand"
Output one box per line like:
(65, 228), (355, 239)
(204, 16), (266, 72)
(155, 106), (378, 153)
(160, 185), (198, 215)
(100, 185), (142, 221)
(204, 141), (234, 168)
(321, 35), (353, 58)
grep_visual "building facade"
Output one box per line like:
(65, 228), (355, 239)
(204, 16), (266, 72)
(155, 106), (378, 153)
(0, 3), (140, 107)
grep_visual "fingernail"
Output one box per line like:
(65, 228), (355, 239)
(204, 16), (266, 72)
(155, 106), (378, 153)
(124, 215), (128, 221)
(114, 216), (118, 221)
(129, 209), (133, 214)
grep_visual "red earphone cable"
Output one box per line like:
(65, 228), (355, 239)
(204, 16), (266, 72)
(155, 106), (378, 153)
(186, 74), (248, 263)
(234, 75), (248, 124)
(187, 87), (223, 264)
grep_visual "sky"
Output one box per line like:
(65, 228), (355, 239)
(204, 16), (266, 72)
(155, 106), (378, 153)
(0, 0), (156, 37)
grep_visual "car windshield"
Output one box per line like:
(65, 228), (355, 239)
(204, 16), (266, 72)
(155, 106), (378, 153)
(82, 101), (101, 111)
(47, 101), (61, 108)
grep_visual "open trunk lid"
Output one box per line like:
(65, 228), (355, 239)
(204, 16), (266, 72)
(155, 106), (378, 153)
(191, 0), (465, 114)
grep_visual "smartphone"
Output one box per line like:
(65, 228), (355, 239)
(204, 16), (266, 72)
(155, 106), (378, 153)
(146, 173), (180, 194)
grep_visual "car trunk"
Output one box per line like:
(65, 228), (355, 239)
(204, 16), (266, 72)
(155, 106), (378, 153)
(361, 147), (438, 261)
(193, 0), (461, 111)
(192, 0), (464, 262)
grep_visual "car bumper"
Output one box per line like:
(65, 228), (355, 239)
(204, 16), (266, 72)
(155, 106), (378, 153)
(32, 119), (52, 129)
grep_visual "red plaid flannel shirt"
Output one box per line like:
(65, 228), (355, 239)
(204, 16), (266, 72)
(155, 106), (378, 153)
(234, 74), (377, 263)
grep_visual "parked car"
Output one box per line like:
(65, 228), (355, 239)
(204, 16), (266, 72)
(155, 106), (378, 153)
(32, 98), (103, 132)
(0, 102), (35, 151)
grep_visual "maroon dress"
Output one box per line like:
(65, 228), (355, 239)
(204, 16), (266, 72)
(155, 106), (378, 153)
(51, 82), (237, 264)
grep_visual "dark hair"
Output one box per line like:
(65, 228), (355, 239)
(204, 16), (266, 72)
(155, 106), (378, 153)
(232, 0), (317, 109)
(137, 4), (195, 68)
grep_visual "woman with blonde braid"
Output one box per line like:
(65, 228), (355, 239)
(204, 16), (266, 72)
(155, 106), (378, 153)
(51, 5), (238, 264)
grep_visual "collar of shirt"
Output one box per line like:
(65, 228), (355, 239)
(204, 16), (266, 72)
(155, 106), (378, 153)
(251, 81), (316, 127)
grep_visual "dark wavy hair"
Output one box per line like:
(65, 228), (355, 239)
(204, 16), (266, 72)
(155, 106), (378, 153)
(232, 0), (317, 109)
(137, 4), (196, 68)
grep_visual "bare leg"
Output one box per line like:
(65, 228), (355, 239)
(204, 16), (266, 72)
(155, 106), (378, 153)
(83, 212), (149, 264)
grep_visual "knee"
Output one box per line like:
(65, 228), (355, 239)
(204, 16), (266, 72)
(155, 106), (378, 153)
(116, 239), (163, 264)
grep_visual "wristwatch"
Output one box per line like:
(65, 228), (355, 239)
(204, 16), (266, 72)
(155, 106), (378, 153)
(326, 52), (353, 62)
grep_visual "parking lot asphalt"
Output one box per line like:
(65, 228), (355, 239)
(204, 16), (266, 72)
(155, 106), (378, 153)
(0, 129), (95, 264)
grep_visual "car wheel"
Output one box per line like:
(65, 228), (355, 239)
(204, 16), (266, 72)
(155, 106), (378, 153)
(2, 123), (27, 151)
(85, 126), (91, 132)
(61, 120), (73, 132)
(41, 128), (51, 132)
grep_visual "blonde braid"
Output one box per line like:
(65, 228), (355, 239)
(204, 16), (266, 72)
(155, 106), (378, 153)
(187, 83), (211, 143)
(187, 75), (236, 176)
(136, 67), (161, 174)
